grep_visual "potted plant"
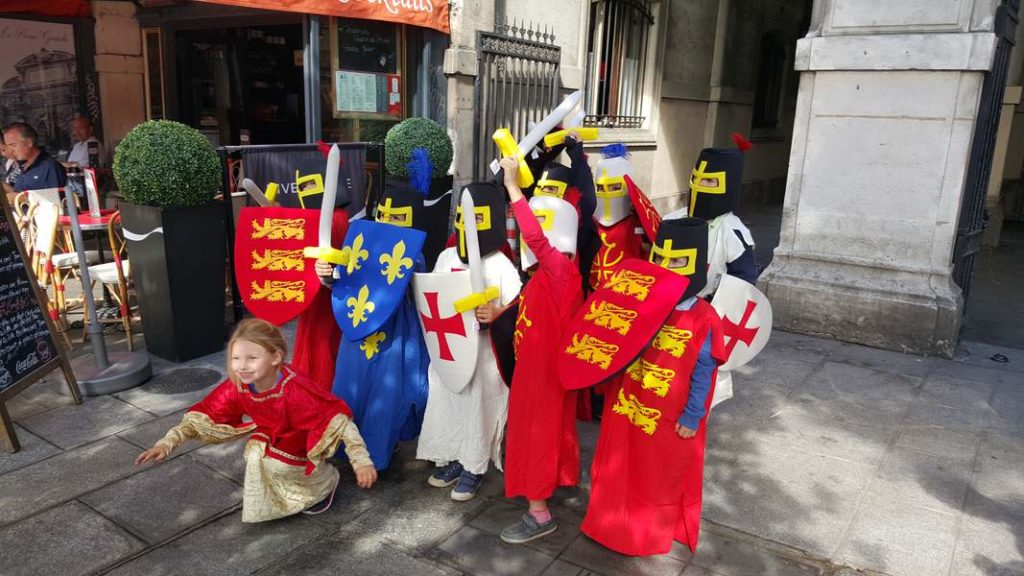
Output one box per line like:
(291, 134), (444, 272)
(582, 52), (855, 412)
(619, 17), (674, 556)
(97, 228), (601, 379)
(384, 117), (454, 268)
(113, 120), (226, 361)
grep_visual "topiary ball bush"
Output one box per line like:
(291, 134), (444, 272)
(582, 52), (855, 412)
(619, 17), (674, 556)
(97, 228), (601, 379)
(384, 117), (453, 178)
(113, 120), (221, 208)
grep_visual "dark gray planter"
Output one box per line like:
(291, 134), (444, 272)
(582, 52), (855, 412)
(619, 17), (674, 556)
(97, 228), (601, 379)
(120, 201), (226, 362)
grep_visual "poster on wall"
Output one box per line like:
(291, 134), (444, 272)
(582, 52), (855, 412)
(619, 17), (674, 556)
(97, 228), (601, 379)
(0, 18), (78, 154)
(334, 70), (401, 117)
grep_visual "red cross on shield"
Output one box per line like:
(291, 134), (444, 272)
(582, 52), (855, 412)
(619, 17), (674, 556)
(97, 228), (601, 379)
(710, 274), (773, 371)
(413, 270), (479, 394)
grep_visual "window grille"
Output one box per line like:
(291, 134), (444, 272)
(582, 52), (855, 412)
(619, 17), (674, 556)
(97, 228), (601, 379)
(584, 0), (655, 129)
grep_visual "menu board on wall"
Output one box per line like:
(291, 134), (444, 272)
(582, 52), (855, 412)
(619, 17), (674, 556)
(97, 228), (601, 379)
(334, 70), (401, 116)
(0, 196), (78, 453)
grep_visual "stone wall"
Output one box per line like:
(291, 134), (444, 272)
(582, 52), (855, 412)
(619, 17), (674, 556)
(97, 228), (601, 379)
(91, 1), (146, 152)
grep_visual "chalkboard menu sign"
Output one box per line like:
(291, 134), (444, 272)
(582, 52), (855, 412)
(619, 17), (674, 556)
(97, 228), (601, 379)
(337, 19), (399, 73)
(0, 195), (79, 453)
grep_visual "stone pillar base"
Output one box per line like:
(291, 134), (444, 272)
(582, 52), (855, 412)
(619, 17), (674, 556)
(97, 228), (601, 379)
(759, 255), (963, 357)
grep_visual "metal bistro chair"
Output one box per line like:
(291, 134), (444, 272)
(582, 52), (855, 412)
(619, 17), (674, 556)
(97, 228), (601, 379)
(83, 211), (136, 350)
(26, 200), (73, 347)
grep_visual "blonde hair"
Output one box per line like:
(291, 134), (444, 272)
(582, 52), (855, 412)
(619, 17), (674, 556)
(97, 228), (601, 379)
(226, 318), (287, 384)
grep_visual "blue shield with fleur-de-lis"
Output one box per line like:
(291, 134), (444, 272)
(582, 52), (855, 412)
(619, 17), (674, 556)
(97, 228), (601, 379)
(331, 219), (427, 341)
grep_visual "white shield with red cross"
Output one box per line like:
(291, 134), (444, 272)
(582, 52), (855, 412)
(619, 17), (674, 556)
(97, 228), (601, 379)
(710, 274), (773, 406)
(413, 270), (480, 394)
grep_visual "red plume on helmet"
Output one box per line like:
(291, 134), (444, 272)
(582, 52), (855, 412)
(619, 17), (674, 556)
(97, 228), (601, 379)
(316, 140), (331, 158)
(731, 133), (753, 153)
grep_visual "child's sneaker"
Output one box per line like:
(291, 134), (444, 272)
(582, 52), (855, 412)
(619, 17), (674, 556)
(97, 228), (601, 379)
(427, 461), (463, 488)
(500, 512), (558, 544)
(450, 470), (483, 501)
(302, 475), (339, 515)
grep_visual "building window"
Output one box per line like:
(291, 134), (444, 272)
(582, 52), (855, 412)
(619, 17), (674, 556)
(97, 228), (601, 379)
(584, 0), (656, 129)
(752, 33), (786, 130)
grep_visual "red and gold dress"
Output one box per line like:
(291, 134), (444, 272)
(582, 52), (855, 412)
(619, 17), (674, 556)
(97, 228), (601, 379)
(581, 299), (725, 555)
(155, 364), (372, 523)
(504, 199), (583, 501)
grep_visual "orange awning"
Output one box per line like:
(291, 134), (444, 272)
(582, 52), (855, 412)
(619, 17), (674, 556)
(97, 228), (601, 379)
(193, 0), (449, 34)
(0, 0), (91, 18)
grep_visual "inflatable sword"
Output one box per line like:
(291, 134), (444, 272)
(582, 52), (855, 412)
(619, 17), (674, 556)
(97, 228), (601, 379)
(453, 190), (499, 326)
(302, 144), (347, 265)
(240, 178), (272, 207)
(492, 90), (582, 188)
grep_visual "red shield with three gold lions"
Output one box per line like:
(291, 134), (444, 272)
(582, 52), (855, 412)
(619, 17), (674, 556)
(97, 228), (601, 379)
(558, 258), (690, 391)
(234, 206), (320, 325)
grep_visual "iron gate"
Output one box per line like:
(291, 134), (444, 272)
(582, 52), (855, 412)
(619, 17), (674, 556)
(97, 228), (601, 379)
(953, 0), (1019, 305)
(473, 21), (562, 180)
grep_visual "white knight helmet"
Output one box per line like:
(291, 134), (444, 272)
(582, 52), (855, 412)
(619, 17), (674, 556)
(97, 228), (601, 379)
(520, 195), (578, 270)
(594, 143), (633, 227)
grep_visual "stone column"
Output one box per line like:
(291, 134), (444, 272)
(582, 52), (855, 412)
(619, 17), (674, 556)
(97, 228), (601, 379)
(759, 0), (1003, 356)
(91, 1), (146, 149)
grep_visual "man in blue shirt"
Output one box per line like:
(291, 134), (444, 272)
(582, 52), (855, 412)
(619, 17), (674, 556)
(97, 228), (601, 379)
(3, 123), (66, 197)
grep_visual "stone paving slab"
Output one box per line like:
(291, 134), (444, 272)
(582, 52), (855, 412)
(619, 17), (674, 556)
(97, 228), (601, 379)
(799, 361), (922, 405)
(0, 501), (143, 576)
(18, 394), (154, 450)
(0, 435), (143, 526)
(952, 340), (1024, 374)
(3, 376), (78, 421)
(189, 439), (247, 484)
(116, 409), (203, 457)
(559, 533), (688, 576)
(104, 511), (331, 576)
(893, 424), (981, 462)
(704, 443), (877, 558)
(757, 407), (898, 468)
(689, 530), (823, 576)
(538, 559), (605, 575)
(258, 523), (457, 576)
(864, 448), (973, 516)
(431, 525), (557, 576)
(835, 498), (959, 576)
(80, 456), (242, 544)
(825, 342), (934, 378)
(470, 500), (582, 558)
(949, 516), (1024, 576)
(0, 425), (60, 475)
(113, 368), (224, 417)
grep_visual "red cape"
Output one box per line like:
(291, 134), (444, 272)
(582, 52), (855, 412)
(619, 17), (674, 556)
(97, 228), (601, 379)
(581, 298), (725, 555)
(291, 210), (349, 390)
(504, 199), (583, 500)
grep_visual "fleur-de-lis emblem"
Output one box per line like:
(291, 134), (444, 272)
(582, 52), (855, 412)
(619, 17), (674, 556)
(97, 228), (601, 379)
(360, 331), (387, 360)
(347, 284), (375, 328)
(340, 233), (369, 275)
(379, 240), (414, 285)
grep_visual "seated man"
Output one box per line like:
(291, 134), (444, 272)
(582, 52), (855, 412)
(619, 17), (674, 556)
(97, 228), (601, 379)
(67, 115), (104, 168)
(3, 123), (66, 196)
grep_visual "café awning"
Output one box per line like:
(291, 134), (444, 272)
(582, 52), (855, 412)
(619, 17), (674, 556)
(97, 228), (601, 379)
(193, 0), (449, 34)
(0, 0), (91, 18)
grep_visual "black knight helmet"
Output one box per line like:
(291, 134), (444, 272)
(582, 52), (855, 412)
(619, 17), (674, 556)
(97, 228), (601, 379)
(649, 217), (708, 301)
(454, 182), (507, 263)
(688, 133), (751, 220)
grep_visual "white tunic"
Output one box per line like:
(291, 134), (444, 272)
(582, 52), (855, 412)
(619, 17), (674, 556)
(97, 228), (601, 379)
(416, 248), (522, 474)
(698, 212), (755, 298)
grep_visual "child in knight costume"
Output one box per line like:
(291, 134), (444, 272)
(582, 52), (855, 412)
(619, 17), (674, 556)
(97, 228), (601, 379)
(568, 217), (726, 555)
(497, 156), (584, 543)
(590, 144), (660, 293)
(416, 182), (522, 501)
(315, 152), (433, 473)
(532, 133), (598, 292)
(135, 319), (377, 521)
(688, 134), (758, 296)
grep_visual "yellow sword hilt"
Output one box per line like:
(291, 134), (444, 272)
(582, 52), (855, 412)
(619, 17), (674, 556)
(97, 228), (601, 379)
(492, 128), (534, 189)
(303, 245), (349, 265)
(543, 127), (599, 148)
(453, 286), (500, 314)
(264, 182), (279, 205)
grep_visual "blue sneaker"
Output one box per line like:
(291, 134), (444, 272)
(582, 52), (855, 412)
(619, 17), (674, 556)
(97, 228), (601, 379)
(450, 470), (483, 501)
(428, 461), (463, 488)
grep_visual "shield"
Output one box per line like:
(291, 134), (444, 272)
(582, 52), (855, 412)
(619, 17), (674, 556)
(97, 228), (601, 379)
(234, 206), (320, 325)
(558, 258), (690, 391)
(711, 274), (773, 370)
(710, 275), (773, 407)
(332, 219), (426, 341)
(413, 270), (480, 393)
(489, 299), (519, 387)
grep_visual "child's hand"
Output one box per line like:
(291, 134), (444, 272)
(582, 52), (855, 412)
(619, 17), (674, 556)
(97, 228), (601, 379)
(565, 130), (581, 146)
(499, 157), (521, 193)
(355, 464), (377, 489)
(315, 259), (334, 279)
(134, 445), (170, 466)
(475, 302), (498, 323)
(675, 423), (696, 439)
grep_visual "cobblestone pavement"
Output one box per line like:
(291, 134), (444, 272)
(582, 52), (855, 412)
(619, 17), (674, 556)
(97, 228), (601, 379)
(1, 326), (1021, 576)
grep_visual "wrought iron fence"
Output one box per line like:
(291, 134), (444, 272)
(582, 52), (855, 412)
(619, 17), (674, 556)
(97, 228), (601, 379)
(473, 20), (562, 180)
